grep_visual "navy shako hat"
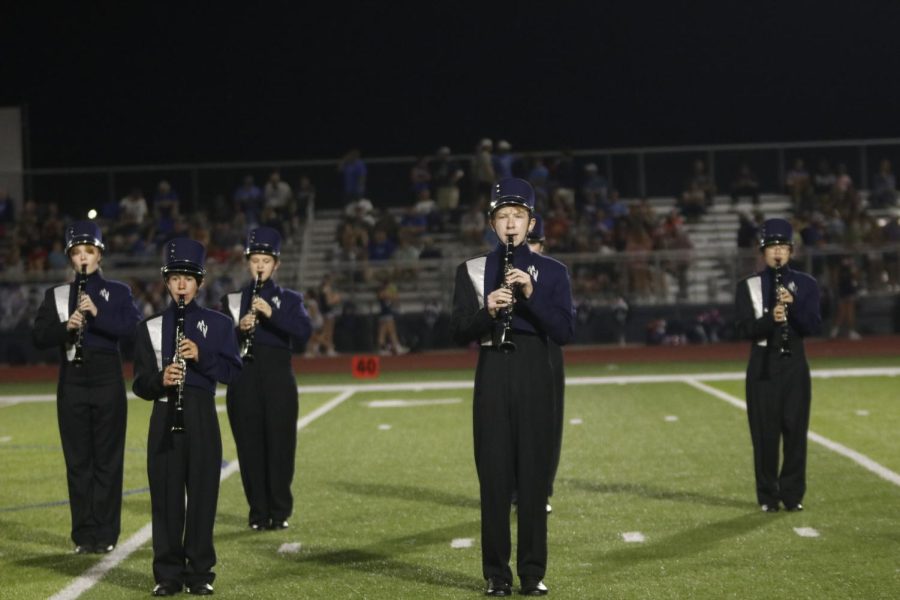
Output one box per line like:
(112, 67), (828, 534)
(489, 178), (535, 217)
(245, 226), (282, 258)
(759, 218), (794, 250)
(527, 214), (546, 243)
(65, 220), (105, 253)
(161, 238), (207, 279)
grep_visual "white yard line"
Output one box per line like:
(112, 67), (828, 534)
(4, 367), (898, 406)
(48, 389), (355, 600)
(684, 378), (900, 488)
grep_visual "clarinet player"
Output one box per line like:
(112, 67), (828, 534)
(450, 179), (574, 596)
(32, 220), (141, 554)
(735, 218), (821, 513)
(222, 226), (312, 531)
(132, 239), (241, 596)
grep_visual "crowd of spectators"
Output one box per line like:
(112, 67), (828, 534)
(1, 143), (899, 356)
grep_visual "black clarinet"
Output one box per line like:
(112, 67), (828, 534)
(773, 260), (791, 357)
(497, 235), (517, 353)
(73, 265), (87, 367)
(240, 271), (264, 362)
(171, 295), (187, 433)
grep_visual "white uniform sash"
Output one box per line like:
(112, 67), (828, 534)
(747, 275), (767, 347)
(465, 257), (493, 346)
(53, 284), (76, 361)
(146, 316), (166, 400)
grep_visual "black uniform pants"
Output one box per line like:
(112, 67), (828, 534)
(473, 333), (554, 584)
(226, 345), (298, 526)
(548, 341), (565, 498)
(147, 389), (222, 587)
(57, 351), (127, 547)
(745, 349), (811, 507)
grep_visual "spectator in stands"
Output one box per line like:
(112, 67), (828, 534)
(234, 175), (264, 227)
(41, 202), (66, 246)
(460, 202), (487, 247)
(679, 180), (708, 222)
(339, 149), (367, 202)
(688, 159), (717, 204)
(549, 149), (576, 213)
(303, 287), (326, 357)
(493, 140), (516, 180)
(472, 138), (495, 207)
(581, 163), (609, 211)
(344, 197), (376, 229)
(335, 217), (370, 267)
(527, 155), (550, 212)
(3, 246), (24, 276)
(831, 256), (861, 339)
(393, 230), (421, 282)
(658, 209), (693, 300)
(730, 162), (760, 206)
(812, 159), (836, 201)
(737, 210), (764, 249)
(409, 156), (432, 201)
(418, 234), (442, 259)
(869, 159), (897, 209)
(431, 146), (464, 221)
(151, 180), (180, 244)
(317, 274), (341, 356)
(295, 174), (316, 223)
(375, 277), (408, 355)
(785, 158), (813, 214)
(624, 211), (654, 299)
(118, 188), (148, 236)
(47, 239), (68, 271)
(264, 170), (294, 230)
(737, 210), (764, 275)
(366, 227), (396, 282)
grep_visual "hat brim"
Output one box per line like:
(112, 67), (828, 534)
(489, 197), (534, 216)
(759, 236), (793, 249)
(244, 245), (280, 257)
(65, 236), (105, 253)
(161, 262), (206, 278)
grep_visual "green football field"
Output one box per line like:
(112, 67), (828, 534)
(1, 355), (898, 599)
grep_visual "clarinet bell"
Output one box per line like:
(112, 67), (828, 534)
(498, 329), (516, 353)
(498, 339), (517, 353)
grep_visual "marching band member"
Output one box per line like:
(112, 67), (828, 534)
(132, 239), (241, 596)
(450, 179), (574, 597)
(222, 226), (312, 531)
(32, 220), (140, 554)
(735, 218), (821, 513)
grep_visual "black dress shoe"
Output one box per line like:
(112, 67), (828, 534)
(268, 519), (289, 530)
(784, 503), (804, 512)
(520, 577), (548, 596)
(186, 582), (214, 595)
(74, 545), (91, 554)
(760, 503), (780, 513)
(152, 582), (182, 596)
(249, 522), (266, 531)
(94, 544), (115, 554)
(485, 577), (512, 596)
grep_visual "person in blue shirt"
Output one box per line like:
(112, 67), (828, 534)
(734, 218), (822, 513)
(451, 178), (575, 597)
(222, 226), (312, 532)
(132, 239), (242, 597)
(33, 220), (141, 555)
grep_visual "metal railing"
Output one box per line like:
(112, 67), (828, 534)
(3, 137), (900, 216)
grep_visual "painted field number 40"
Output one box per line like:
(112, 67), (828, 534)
(352, 355), (381, 379)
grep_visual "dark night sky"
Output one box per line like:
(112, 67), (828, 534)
(4, 1), (900, 168)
